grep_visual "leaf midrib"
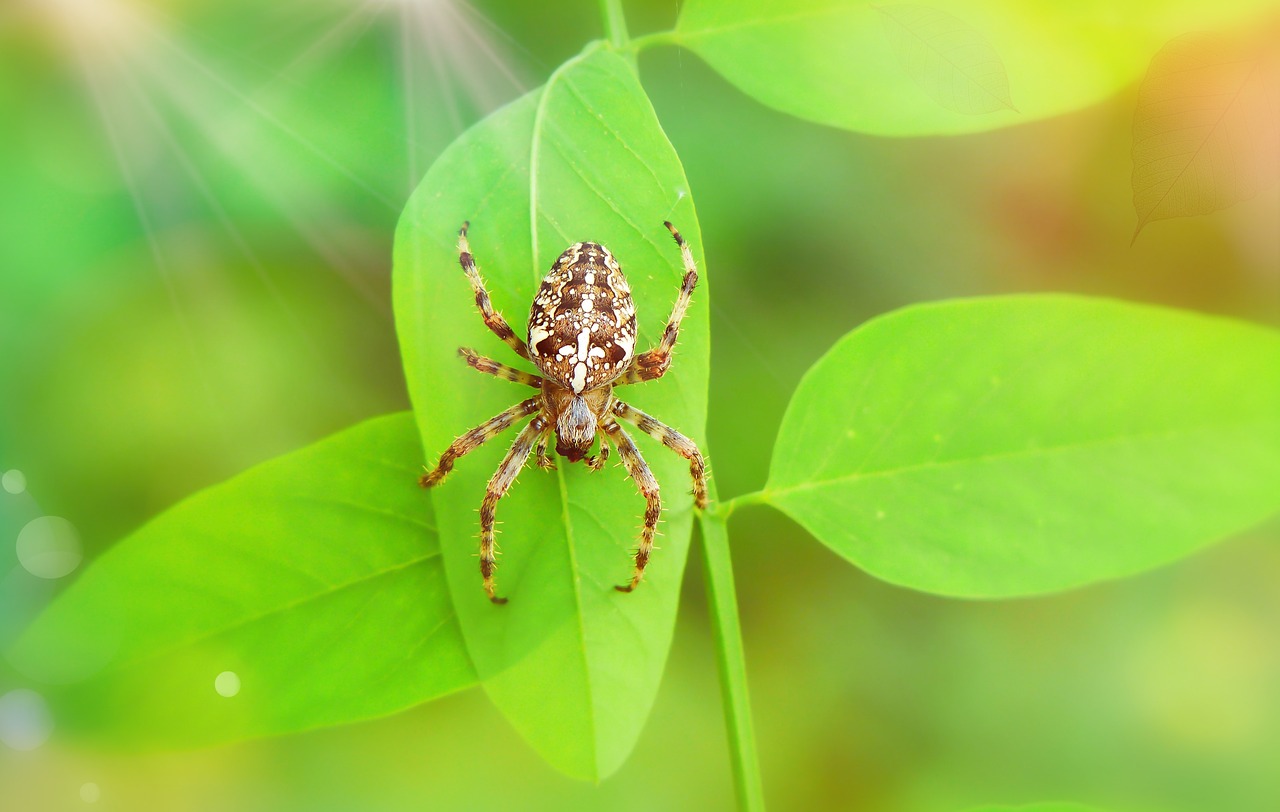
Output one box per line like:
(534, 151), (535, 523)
(768, 416), (1280, 500)
(1134, 47), (1265, 229)
(523, 44), (704, 775)
(531, 43), (602, 777)
(108, 550), (445, 675)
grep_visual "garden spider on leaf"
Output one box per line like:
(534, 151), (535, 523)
(420, 221), (709, 604)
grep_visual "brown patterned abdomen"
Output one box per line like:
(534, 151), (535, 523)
(527, 242), (638, 393)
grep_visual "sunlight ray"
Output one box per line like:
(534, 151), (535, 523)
(441, 0), (528, 95)
(398, 2), (422, 191)
(28, 0), (533, 319)
(72, 36), (228, 437)
(272, 0), (385, 85)
(114, 58), (325, 355)
(410, 1), (465, 135)
(137, 17), (399, 211)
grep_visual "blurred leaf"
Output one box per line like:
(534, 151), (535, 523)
(963, 806), (1110, 812)
(875, 4), (1015, 115)
(393, 44), (708, 780)
(6, 413), (473, 747)
(674, 0), (1280, 136)
(1131, 28), (1280, 240)
(765, 296), (1280, 597)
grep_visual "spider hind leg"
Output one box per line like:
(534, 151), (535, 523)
(478, 415), (546, 603)
(612, 399), (708, 509)
(603, 419), (661, 593)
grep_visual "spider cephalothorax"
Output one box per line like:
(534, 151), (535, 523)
(420, 221), (708, 603)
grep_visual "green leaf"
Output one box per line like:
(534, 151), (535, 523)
(1131, 28), (1280, 240)
(765, 296), (1280, 597)
(393, 44), (709, 780)
(963, 806), (1111, 812)
(674, 0), (1280, 136)
(6, 413), (473, 747)
(875, 4), (1017, 115)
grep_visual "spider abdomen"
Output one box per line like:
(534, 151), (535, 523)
(528, 242), (638, 394)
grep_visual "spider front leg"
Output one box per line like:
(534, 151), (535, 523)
(612, 400), (708, 509)
(458, 222), (532, 361)
(420, 397), (540, 488)
(602, 419), (661, 593)
(477, 415), (546, 604)
(618, 221), (698, 385)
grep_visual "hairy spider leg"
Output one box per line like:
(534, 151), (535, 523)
(458, 222), (532, 361)
(603, 419), (662, 593)
(533, 429), (556, 471)
(619, 221), (698, 385)
(458, 347), (542, 388)
(419, 397), (540, 488)
(479, 416), (547, 603)
(612, 399), (708, 509)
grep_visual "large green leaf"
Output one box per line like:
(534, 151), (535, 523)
(393, 44), (709, 780)
(6, 413), (473, 746)
(963, 806), (1109, 812)
(674, 0), (1279, 136)
(766, 296), (1280, 596)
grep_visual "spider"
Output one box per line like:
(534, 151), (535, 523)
(420, 221), (708, 604)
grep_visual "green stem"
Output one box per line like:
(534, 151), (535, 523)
(712, 489), (771, 521)
(700, 508), (766, 812)
(598, 0), (631, 50)
(630, 30), (679, 52)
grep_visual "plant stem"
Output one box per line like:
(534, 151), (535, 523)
(598, 0), (630, 50)
(713, 489), (772, 520)
(630, 30), (679, 52)
(700, 508), (766, 812)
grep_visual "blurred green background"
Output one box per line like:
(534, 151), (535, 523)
(2, 0), (1278, 810)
